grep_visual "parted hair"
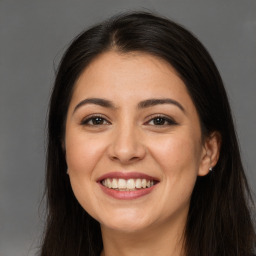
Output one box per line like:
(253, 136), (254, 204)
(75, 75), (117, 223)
(40, 11), (255, 256)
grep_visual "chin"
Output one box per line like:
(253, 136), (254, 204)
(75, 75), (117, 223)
(101, 220), (151, 234)
(99, 209), (153, 233)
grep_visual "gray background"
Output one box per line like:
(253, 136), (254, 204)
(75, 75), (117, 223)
(1, 0), (255, 255)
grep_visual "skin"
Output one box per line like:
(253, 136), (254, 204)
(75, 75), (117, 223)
(64, 51), (220, 256)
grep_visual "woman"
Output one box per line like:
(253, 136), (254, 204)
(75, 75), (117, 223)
(40, 12), (255, 256)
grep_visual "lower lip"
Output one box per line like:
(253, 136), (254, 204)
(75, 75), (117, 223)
(98, 182), (157, 200)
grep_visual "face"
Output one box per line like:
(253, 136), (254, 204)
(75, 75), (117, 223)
(64, 51), (211, 234)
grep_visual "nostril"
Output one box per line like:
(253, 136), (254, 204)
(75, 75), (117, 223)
(110, 156), (119, 161)
(110, 155), (140, 163)
(107, 137), (146, 163)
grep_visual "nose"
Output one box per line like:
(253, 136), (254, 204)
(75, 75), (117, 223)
(107, 124), (146, 164)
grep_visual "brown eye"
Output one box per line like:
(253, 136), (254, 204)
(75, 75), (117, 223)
(147, 115), (177, 126)
(91, 117), (105, 125)
(152, 117), (166, 125)
(81, 116), (110, 126)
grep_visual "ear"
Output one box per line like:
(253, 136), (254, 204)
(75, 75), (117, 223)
(198, 131), (221, 176)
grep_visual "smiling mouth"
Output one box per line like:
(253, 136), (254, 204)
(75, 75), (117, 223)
(101, 178), (158, 191)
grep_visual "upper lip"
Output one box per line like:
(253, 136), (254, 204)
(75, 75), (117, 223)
(97, 172), (159, 182)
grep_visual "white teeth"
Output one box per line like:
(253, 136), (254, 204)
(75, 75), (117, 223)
(141, 179), (147, 188)
(101, 178), (155, 190)
(135, 179), (142, 188)
(112, 178), (118, 188)
(118, 179), (126, 189)
(107, 178), (112, 188)
(127, 179), (135, 189)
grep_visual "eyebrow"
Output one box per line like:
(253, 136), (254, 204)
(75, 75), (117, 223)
(73, 98), (116, 114)
(73, 97), (185, 114)
(138, 98), (185, 112)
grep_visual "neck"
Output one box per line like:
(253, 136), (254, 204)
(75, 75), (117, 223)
(100, 213), (186, 256)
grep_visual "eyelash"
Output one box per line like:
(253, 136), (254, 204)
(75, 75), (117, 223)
(145, 114), (178, 126)
(80, 114), (178, 127)
(80, 114), (110, 126)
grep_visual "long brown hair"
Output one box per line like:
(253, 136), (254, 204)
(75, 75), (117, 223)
(40, 12), (255, 256)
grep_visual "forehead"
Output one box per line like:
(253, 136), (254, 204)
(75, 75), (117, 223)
(71, 51), (194, 109)
(76, 51), (182, 87)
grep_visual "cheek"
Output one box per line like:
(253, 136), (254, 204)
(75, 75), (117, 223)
(149, 135), (201, 214)
(150, 134), (202, 175)
(65, 132), (108, 218)
(65, 131), (106, 175)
